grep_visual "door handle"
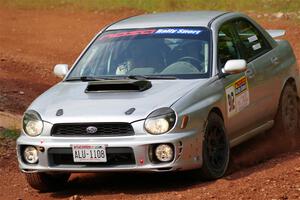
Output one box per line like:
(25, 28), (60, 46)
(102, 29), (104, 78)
(245, 67), (254, 78)
(271, 56), (279, 65)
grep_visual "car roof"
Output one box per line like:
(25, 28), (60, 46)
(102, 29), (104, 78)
(106, 11), (227, 30)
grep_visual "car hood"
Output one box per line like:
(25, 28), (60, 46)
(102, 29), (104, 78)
(29, 79), (207, 124)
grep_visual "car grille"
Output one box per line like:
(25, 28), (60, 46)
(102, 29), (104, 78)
(51, 123), (134, 137)
(48, 147), (136, 167)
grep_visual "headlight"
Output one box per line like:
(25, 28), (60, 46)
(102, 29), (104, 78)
(23, 110), (43, 137)
(144, 107), (176, 135)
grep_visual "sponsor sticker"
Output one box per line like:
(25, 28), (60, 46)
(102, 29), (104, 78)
(155, 28), (202, 35)
(225, 76), (250, 118)
(98, 28), (203, 40)
(252, 43), (262, 51)
(248, 35), (258, 43)
(99, 29), (156, 40)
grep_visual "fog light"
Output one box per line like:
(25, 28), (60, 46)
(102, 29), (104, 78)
(23, 146), (39, 164)
(155, 144), (174, 162)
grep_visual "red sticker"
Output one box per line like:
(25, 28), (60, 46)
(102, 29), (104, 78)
(99, 29), (156, 40)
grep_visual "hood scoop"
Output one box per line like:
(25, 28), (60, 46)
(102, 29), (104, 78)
(85, 79), (152, 93)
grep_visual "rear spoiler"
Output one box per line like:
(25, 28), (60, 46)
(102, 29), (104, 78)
(266, 29), (286, 38)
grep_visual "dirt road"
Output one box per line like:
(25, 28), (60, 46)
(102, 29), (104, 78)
(0, 7), (300, 200)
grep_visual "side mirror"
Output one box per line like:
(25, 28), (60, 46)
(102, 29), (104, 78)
(54, 64), (68, 78)
(222, 59), (247, 75)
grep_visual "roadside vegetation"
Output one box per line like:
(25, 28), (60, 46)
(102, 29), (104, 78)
(0, 128), (18, 161)
(1, 0), (300, 13)
(0, 128), (19, 140)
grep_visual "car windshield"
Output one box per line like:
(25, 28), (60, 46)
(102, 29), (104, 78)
(67, 27), (211, 80)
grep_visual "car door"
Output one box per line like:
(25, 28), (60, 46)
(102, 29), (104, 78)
(233, 19), (275, 126)
(217, 21), (258, 142)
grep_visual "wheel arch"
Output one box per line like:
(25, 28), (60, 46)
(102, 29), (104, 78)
(276, 77), (297, 114)
(280, 76), (299, 92)
(202, 107), (225, 135)
(284, 77), (297, 89)
(209, 107), (224, 122)
(280, 77), (298, 101)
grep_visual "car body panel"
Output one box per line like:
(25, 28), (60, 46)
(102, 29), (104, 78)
(17, 120), (203, 172)
(29, 79), (205, 124)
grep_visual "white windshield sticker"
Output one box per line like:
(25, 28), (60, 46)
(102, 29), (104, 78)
(252, 43), (261, 51)
(248, 35), (258, 43)
(155, 28), (202, 35)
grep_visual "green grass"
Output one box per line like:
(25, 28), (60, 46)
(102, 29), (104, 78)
(0, 129), (20, 140)
(1, 0), (300, 13)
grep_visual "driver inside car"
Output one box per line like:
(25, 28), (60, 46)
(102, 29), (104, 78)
(115, 43), (143, 75)
(174, 40), (205, 72)
(115, 39), (166, 75)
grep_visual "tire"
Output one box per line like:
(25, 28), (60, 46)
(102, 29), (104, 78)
(199, 112), (230, 180)
(25, 172), (70, 192)
(276, 82), (298, 136)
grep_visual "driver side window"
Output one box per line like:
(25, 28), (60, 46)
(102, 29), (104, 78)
(218, 22), (240, 68)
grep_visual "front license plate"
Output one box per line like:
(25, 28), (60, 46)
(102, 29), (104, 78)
(72, 145), (107, 162)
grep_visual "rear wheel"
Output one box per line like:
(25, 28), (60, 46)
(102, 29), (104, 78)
(276, 82), (298, 136)
(199, 112), (230, 180)
(25, 172), (70, 192)
(275, 82), (299, 148)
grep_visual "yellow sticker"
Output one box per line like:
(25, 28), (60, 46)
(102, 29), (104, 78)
(225, 76), (250, 118)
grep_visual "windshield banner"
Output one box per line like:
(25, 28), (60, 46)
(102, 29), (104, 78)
(99, 28), (203, 40)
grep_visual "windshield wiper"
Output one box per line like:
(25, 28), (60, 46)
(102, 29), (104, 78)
(127, 75), (148, 80)
(80, 76), (106, 81)
(66, 75), (177, 82)
(125, 75), (177, 80)
(66, 76), (122, 82)
(65, 76), (103, 82)
(143, 75), (177, 80)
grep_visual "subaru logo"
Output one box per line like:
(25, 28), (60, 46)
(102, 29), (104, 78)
(56, 109), (63, 116)
(86, 126), (97, 134)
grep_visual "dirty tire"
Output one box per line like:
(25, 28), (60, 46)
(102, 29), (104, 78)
(199, 112), (230, 180)
(275, 81), (300, 149)
(25, 172), (70, 192)
(276, 82), (298, 136)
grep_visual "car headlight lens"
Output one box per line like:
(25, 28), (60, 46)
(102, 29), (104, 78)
(144, 107), (176, 135)
(23, 110), (43, 137)
(23, 146), (39, 164)
(155, 144), (174, 162)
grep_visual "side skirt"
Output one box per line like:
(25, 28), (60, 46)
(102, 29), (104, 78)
(229, 120), (274, 148)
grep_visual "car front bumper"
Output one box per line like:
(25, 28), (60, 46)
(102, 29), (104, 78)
(17, 130), (204, 173)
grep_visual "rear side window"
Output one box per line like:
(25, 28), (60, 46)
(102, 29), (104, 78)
(234, 19), (271, 61)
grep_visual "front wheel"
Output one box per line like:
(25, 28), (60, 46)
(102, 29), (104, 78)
(25, 172), (70, 192)
(199, 112), (230, 180)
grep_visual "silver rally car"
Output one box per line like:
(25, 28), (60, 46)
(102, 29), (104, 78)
(17, 11), (300, 191)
